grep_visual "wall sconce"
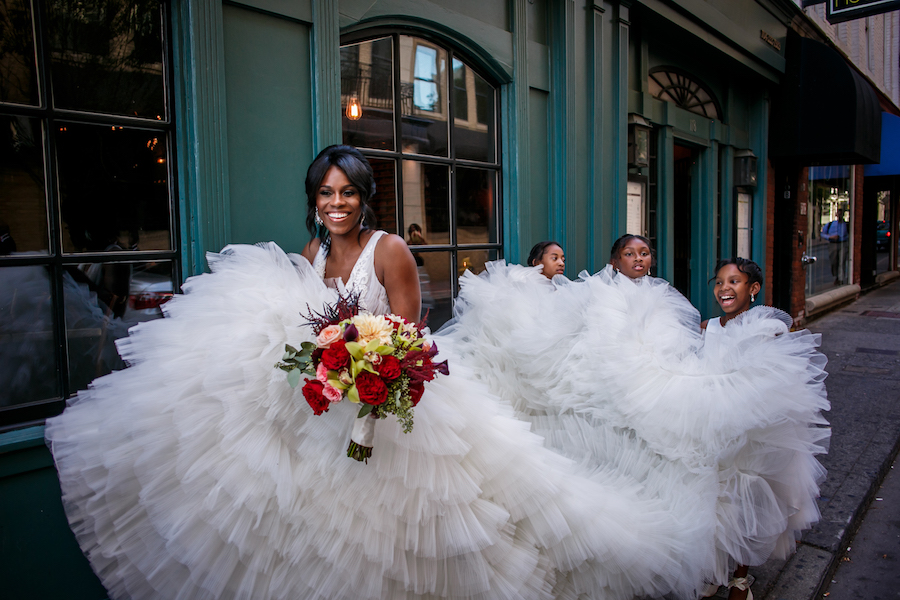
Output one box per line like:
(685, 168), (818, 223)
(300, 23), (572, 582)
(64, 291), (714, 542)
(346, 95), (362, 121)
(628, 114), (651, 168)
(734, 149), (758, 188)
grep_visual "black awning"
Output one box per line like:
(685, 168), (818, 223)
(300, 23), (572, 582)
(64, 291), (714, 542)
(770, 31), (881, 165)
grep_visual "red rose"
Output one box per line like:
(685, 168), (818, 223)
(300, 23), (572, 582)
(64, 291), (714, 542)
(321, 341), (350, 371)
(409, 381), (425, 406)
(302, 380), (330, 415)
(355, 371), (388, 406)
(378, 355), (401, 380)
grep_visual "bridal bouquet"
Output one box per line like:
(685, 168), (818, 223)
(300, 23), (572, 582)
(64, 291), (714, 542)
(276, 295), (448, 461)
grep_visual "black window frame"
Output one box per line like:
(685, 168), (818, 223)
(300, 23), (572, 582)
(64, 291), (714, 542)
(0, 0), (180, 430)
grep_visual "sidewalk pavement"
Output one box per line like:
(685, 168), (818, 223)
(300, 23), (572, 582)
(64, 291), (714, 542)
(751, 280), (900, 600)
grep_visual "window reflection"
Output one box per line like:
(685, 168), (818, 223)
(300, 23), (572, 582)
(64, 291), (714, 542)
(47, 0), (165, 118)
(400, 37), (448, 156)
(341, 37), (394, 151)
(456, 167), (496, 244)
(57, 122), (172, 253)
(452, 59), (495, 162)
(413, 46), (439, 111)
(414, 250), (452, 328)
(0, 115), (48, 254)
(806, 166), (851, 296)
(0, 266), (60, 406)
(65, 260), (173, 392)
(402, 161), (449, 245)
(457, 248), (498, 278)
(0, 0), (40, 106)
(368, 157), (397, 234)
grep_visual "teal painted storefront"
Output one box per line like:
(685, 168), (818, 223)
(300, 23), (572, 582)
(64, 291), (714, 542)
(1, 0), (796, 593)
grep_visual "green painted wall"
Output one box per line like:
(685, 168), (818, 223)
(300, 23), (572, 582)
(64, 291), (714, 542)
(222, 4), (314, 254)
(0, 428), (107, 599)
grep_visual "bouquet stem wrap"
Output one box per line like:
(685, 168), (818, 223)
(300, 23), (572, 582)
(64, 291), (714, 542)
(347, 414), (376, 462)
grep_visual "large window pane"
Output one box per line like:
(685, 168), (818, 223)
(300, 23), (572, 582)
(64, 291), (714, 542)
(0, 0), (40, 106)
(65, 259), (173, 392)
(0, 116), (48, 253)
(456, 167), (497, 244)
(0, 266), (60, 406)
(457, 248), (499, 278)
(368, 157), (397, 234)
(57, 122), (172, 253)
(47, 0), (165, 118)
(452, 59), (495, 162)
(400, 36), (448, 157)
(416, 250), (452, 328)
(341, 37), (394, 151)
(402, 160), (449, 245)
(806, 166), (851, 296)
(876, 191), (891, 274)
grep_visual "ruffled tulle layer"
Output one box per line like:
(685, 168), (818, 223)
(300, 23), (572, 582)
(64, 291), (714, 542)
(439, 261), (830, 583)
(46, 244), (712, 600)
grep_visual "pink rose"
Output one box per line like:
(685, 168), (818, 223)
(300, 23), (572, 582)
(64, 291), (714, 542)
(316, 363), (328, 383)
(316, 325), (342, 348)
(322, 383), (343, 403)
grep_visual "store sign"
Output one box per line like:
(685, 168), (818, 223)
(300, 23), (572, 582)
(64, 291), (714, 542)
(827, 0), (900, 24)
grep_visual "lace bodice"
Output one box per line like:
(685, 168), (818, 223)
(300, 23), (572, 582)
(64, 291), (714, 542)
(312, 230), (391, 315)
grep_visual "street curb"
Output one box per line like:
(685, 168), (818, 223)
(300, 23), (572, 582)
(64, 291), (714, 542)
(764, 432), (900, 600)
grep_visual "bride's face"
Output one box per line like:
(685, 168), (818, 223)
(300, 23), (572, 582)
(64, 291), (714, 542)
(316, 166), (363, 237)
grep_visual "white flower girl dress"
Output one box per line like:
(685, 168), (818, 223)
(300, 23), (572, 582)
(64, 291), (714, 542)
(440, 261), (830, 586)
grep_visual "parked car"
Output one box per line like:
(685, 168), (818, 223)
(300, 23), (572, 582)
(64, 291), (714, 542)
(876, 220), (890, 251)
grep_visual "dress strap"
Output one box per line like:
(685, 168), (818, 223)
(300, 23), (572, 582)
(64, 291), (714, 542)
(345, 231), (386, 299)
(312, 241), (328, 281)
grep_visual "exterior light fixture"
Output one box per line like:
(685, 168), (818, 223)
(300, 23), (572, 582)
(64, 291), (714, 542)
(346, 95), (362, 121)
(628, 114), (651, 168)
(734, 149), (758, 188)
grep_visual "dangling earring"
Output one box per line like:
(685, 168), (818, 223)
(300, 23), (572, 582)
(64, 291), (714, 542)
(315, 211), (323, 226)
(751, 293), (757, 303)
(361, 214), (367, 228)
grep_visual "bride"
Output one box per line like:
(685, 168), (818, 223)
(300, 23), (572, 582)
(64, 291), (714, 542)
(45, 145), (718, 600)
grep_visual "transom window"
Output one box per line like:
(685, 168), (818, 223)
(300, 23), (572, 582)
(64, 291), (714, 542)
(340, 33), (501, 327)
(0, 0), (178, 428)
(649, 67), (722, 121)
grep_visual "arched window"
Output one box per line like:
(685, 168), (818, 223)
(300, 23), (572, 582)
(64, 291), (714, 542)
(340, 33), (501, 327)
(648, 67), (723, 121)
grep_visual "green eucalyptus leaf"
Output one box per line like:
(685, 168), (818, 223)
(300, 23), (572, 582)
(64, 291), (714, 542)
(287, 369), (302, 388)
(357, 404), (374, 418)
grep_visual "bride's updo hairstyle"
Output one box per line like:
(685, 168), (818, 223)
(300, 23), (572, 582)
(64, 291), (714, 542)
(527, 241), (563, 267)
(305, 145), (378, 251)
(609, 234), (656, 267)
(710, 257), (763, 287)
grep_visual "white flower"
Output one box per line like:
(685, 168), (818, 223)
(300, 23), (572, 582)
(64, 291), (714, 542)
(351, 313), (394, 346)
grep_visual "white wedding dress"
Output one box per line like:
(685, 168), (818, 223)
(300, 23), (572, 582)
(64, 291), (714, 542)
(440, 261), (830, 585)
(45, 233), (719, 600)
